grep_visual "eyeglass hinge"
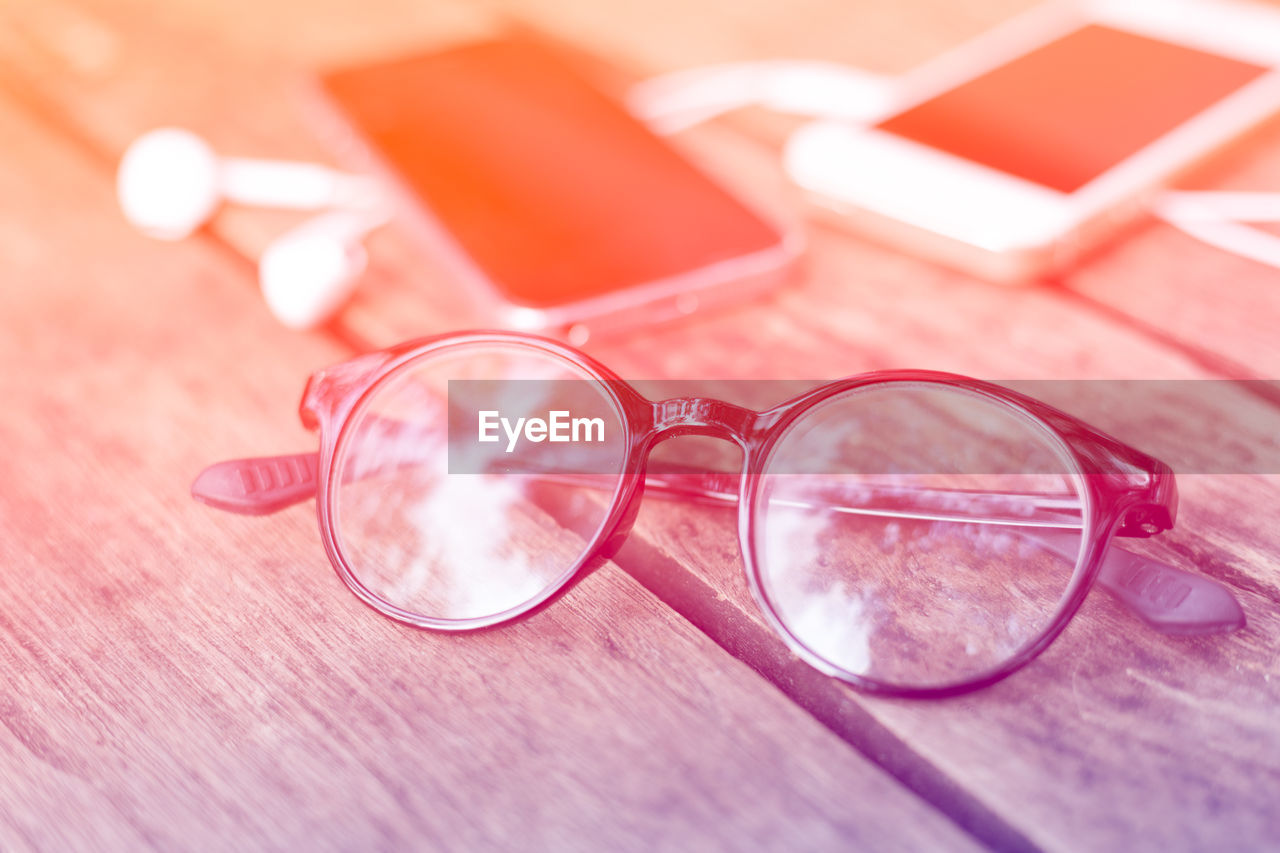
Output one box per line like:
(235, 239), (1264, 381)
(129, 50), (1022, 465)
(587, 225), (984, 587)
(299, 351), (397, 430)
(1115, 503), (1175, 538)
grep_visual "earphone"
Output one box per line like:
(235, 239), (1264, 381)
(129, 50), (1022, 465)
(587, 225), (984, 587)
(117, 127), (388, 328)
(117, 128), (381, 239)
(259, 206), (390, 329)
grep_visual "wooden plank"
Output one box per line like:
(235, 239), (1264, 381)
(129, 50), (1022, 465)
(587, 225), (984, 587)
(0, 89), (983, 849)
(567, 231), (1280, 853)
(1067, 122), (1280, 377)
(613, 471), (1280, 852)
(6, 0), (1279, 850)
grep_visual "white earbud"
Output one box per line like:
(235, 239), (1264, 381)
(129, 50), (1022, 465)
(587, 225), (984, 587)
(258, 205), (391, 330)
(117, 127), (379, 240)
(118, 127), (392, 329)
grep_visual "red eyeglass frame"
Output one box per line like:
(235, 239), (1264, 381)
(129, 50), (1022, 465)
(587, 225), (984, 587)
(193, 331), (1244, 697)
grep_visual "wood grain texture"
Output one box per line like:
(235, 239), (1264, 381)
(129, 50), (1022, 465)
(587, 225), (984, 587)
(4, 0), (1280, 850)
(617, 474), (1280, 852)
(0, 80), (981, 850)
(1067, 125), (1280, 377)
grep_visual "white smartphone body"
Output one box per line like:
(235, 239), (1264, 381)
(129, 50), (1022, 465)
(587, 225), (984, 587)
(783, 0), (1280, 283)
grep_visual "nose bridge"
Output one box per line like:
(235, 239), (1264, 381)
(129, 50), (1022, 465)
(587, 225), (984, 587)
(652, 396), (757, 443)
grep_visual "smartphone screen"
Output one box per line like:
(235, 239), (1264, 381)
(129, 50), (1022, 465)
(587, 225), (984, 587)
(877, 24), (1268, 193)
(321, 39), (785, 310)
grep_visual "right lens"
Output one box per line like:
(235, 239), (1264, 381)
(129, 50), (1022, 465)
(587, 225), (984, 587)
(328, 340), (630, 628)
(751, 381), (1090, 691)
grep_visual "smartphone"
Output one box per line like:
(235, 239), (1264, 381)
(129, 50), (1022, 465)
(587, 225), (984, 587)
(783, 0), (1280, 283)
(314, 37), (800, 338)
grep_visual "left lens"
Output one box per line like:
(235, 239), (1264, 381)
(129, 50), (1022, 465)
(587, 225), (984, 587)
(328, 339), (629, 629)
(749, 381), (1090, 691)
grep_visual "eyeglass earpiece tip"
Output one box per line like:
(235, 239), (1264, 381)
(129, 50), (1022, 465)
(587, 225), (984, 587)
(192, 454), (319, 515)
(1099, 546), (1246, 635)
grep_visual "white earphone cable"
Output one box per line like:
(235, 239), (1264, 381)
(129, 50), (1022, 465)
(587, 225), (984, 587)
(626, 60), (898, 134)
(1152, 190), (1280, 271)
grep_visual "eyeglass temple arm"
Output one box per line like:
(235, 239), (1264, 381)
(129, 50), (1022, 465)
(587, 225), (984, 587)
(191, 453), (1243, 634)
(192, 452), (321, 516)
(635, 470), (1241, 635)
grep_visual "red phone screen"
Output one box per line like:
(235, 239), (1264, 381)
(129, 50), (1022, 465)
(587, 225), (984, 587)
(877, 25), (1267, 193)
(321, 39), (784, 308)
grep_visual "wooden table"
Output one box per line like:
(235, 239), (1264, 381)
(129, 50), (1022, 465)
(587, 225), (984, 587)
(2, 0), (1278, 848)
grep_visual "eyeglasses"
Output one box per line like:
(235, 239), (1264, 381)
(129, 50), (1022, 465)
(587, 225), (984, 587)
(192, 331), (1243, 697)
